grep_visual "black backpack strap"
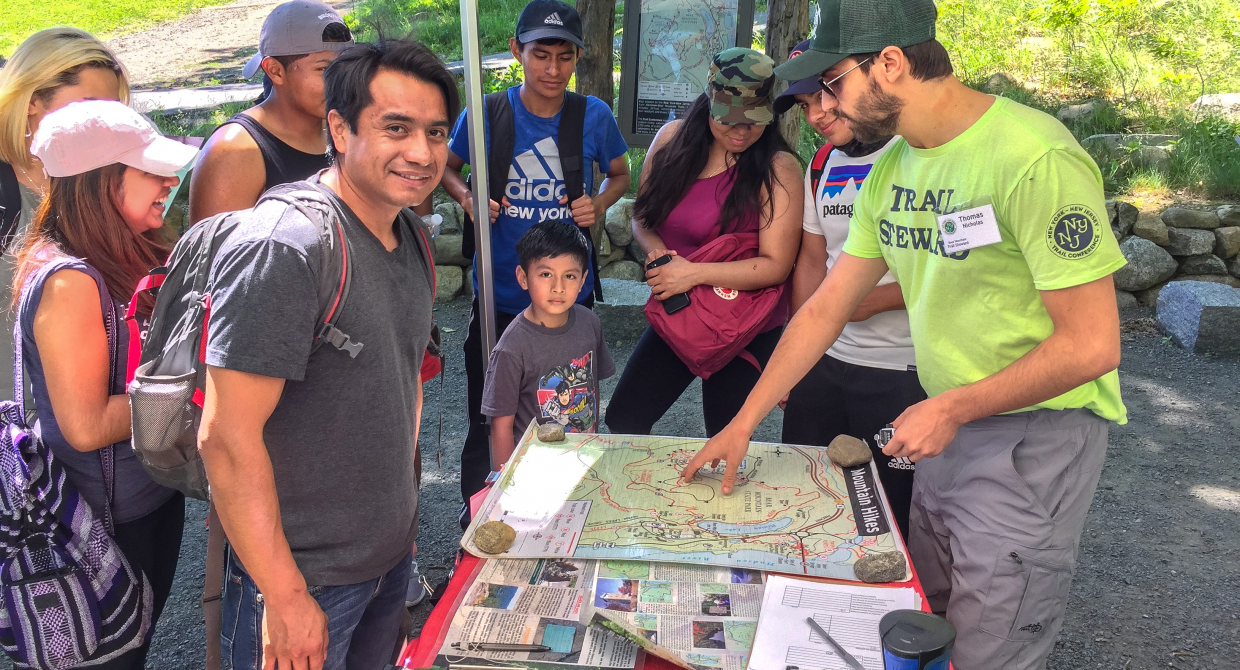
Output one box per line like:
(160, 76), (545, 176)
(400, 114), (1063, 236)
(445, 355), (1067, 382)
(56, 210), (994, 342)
(555, 92), (602, 301)
(461, 90), (516, 264)
(485, 90), (515, 206)
(558, 92), (587, 204)
(0, 161), (23, 253)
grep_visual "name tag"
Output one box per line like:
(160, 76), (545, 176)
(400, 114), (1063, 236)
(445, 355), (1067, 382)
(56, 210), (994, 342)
(937, 204), (1002, 253)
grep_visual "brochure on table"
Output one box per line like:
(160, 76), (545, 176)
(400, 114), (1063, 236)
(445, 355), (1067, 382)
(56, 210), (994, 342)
(435, 558), (638, 669)
(748, 575), (919, 670)
(586, 560), (763, 670)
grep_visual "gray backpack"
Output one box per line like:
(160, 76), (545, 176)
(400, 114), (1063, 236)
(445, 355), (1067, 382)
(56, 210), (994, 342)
(125, 181), (408, 500)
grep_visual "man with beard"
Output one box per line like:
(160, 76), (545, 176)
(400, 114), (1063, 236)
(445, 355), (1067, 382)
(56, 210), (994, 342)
(680, 1), (1127, 668)
(774, 40), (922, 540)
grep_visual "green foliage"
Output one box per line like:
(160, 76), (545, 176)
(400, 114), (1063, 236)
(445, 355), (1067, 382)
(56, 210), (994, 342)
(485, 63), (525, 93)
(2, 0), (236, 57)
(937, 0), (1240, 108)
(147, 101), (253, 138)
(626, 148), (646, 195)
(347, 0), (530, 60)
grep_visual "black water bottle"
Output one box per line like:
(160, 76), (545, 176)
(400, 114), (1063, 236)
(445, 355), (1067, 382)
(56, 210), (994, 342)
(879, 610), (955, 669)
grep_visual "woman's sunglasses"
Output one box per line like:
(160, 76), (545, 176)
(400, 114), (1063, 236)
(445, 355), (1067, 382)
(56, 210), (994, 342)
(817, 57), (871, 100)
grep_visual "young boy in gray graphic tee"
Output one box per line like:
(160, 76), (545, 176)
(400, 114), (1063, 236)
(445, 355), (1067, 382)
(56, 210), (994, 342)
(482, 220), (615, 466)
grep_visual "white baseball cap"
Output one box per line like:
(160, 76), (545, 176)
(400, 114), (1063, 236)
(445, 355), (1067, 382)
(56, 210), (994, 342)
(242, 0), (354, 79)
(31, 100), (199, 178)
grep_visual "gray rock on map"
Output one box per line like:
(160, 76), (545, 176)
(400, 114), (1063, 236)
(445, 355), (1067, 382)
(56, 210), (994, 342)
(854, 551), (907, 583)
(537, 422), (566, 443)
(1114, 237), (1178, 291)
(827, 435), (872, 468)
(474, 520), (517, 554)
(1165, 228), (1217, 256)
(1156, 281), (1240, 356)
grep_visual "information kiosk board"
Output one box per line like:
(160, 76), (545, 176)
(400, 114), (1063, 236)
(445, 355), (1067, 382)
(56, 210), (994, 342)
(617, 0), (757, 149)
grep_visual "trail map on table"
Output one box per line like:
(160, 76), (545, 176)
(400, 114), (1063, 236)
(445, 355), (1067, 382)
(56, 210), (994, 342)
(462, 425), (905, 581)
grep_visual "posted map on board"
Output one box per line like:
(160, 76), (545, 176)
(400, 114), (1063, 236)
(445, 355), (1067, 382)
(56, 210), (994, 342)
(634, 0), (739, 134)
(461, 423), (906, 581)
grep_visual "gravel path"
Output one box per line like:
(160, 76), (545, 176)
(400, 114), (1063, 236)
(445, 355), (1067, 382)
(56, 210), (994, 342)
(2, 301), (1235, 669)
(107, 0), (353, 89)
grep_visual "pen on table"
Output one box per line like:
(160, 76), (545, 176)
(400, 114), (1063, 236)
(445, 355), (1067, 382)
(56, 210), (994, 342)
(805, 617), (865, 670)
(451, 642), (552, 652)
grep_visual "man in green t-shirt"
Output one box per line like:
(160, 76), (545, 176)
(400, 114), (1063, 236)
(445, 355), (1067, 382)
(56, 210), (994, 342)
(680, 1), (1127, 668)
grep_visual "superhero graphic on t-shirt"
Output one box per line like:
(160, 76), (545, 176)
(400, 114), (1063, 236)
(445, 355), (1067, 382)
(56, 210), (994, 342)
(537, 352), (596, 432)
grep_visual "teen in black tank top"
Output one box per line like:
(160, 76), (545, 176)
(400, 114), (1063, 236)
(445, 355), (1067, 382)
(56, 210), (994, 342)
(225, 113), (331, 191)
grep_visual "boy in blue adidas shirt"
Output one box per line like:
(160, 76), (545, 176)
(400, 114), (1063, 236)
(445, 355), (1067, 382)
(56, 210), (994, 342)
(440, 0), (630, 520)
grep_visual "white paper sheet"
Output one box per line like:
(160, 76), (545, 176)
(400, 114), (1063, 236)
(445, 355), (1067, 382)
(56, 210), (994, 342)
(748, 575), (918, 670)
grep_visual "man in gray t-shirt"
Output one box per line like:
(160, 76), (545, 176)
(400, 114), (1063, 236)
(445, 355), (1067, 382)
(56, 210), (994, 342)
(197, 39), (457, 669)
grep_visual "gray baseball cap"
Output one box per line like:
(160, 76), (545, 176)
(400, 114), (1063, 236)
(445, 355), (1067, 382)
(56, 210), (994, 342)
(242, 0), (354, 79)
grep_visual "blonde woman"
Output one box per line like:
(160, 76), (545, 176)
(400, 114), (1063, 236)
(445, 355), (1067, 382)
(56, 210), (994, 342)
(0, 27), (128, 398)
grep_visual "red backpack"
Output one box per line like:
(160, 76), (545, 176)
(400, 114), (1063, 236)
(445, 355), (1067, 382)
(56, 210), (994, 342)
(643, 233), (785, 379)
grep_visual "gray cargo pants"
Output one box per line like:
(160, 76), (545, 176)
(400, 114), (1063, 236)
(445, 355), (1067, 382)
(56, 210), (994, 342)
(909, 408), (1107, 670)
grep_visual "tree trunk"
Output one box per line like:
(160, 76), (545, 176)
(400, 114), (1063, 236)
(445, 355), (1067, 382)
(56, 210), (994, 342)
(764, 0), (812, 151)
(575, 0), (617, 107)
(575, 0), (618, 230)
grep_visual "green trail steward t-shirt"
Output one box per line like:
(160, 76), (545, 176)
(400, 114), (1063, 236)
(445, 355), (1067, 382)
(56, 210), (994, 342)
(842, 96), (1127, 423)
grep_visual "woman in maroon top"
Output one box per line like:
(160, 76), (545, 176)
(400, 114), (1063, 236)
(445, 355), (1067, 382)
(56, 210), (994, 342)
(605, 48), (803, 437)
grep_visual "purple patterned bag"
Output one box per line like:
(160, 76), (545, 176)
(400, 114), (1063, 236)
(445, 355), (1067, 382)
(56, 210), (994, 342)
(0, 259), (151, 668)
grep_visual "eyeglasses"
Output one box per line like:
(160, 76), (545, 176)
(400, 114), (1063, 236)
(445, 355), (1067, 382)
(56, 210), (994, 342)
(817, 57), (871, 100)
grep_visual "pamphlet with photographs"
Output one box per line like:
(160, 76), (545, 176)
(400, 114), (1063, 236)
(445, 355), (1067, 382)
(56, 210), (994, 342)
(586, 560), (764, 670)
(437, 558), (639, 669)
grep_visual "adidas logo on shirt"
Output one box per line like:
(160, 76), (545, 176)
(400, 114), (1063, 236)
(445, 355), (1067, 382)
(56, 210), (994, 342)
(544, 12), (564, 25)
(504, 137), (575, 222)
(888, 456), (916, 471)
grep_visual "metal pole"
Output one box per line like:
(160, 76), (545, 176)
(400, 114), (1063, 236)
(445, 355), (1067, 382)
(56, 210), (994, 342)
(460, 0), (497, 357)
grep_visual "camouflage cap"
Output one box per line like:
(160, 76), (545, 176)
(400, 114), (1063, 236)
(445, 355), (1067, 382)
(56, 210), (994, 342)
(707, 48), (777, 125)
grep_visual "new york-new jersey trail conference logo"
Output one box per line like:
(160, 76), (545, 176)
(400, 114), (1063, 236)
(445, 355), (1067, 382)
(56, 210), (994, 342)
(1046, 204), (1102, 260)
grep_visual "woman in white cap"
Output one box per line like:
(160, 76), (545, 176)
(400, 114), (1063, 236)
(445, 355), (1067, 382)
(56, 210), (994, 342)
(0, 27), (129, 408)
(13, 99), (196, 669)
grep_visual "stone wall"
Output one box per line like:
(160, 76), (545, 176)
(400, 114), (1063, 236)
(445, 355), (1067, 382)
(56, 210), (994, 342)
(427, 197), (647, 302)
(1112, 201), (1240, 308)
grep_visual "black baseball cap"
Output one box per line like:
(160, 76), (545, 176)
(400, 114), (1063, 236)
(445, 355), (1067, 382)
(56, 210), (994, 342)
(516, 0), (584, 49)
(773, 40), (821, 114)
(774, 0), (937, 82)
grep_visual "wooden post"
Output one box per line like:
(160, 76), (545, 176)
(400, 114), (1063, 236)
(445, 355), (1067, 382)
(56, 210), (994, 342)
(575, 0), (617, 108)
(764, 0), (811, 150)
